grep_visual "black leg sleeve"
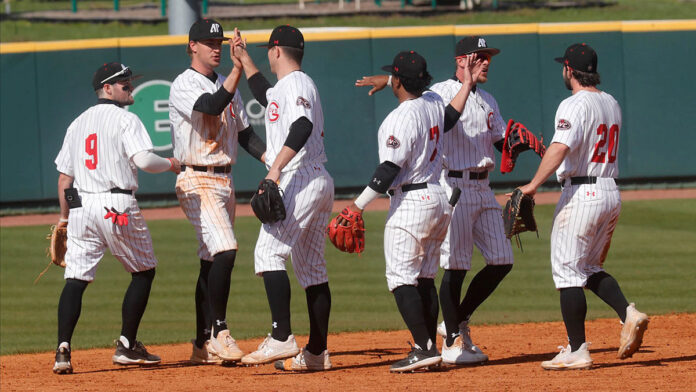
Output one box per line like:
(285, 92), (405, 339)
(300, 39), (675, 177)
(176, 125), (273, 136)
(586, 271), (630, 322)
(208, 250), (236, 337)
(393, 285), (432, 351)
(439, 270), (466, 345)
(305, 283), (331, 355)
(57, 279), (89, 345)
(121, 268), (156, 345)
(195, 260), (213, 347)
(459, 264), (512, 322)
(560, 287), (587, 352)
(416, 278), (439, 346)
(263, 270), (292, 341)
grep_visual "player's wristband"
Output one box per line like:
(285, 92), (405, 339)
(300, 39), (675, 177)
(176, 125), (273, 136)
(386, 75), (392, 87)
(354, 186), (380, 210)
(59, 218), (69, 223)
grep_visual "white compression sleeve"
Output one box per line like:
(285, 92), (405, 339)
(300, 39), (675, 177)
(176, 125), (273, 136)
(354, 186), (381, 210)
(132, 151), (172, 173)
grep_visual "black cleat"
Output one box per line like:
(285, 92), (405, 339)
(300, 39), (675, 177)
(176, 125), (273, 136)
(390, 344), (442, 373)
(112, 340), (161, 365)
(53, 346), (73, 374)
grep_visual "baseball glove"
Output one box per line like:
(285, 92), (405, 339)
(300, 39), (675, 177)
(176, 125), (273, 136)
(47, 223), (68, 268)
(250, 179), (286, 224)
(502, 189), (538, 250)
(500, 119), (546, 174)
(326, 207), (365, 254)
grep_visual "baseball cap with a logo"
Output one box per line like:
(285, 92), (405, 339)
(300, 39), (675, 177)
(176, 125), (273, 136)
(381, 50), (428, 79)
(455, 36), (501, 57)
(188, 18), (230, 42)
(555, 43), (598, 73)
(258, 25), (304, 49)
(92, 62), (142, 90)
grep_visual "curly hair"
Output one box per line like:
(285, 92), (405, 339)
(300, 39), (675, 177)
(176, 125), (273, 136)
(571, 68), (601, 87)
(398, 71), (433, 95)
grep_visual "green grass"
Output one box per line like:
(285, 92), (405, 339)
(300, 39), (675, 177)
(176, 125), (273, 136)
(2, 0), (696, 42)
(1, 198), (695, 355)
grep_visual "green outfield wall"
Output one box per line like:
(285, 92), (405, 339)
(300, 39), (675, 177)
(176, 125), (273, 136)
(1, 21), (695, 203)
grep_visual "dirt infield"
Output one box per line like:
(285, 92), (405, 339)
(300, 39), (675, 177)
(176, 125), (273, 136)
(1, 313), (694, 391)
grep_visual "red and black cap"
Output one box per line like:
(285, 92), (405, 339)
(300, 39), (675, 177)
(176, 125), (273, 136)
(381, 50), (428, 79)
(92, 62), (142, 91)
(188, 18), (230, 42)
(455, 36), (500, 57)
(555, 43), (598, 73)
(258, 25), (304, 49)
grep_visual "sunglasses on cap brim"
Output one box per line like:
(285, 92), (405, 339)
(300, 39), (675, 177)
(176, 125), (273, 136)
(100, 66), (133, 84)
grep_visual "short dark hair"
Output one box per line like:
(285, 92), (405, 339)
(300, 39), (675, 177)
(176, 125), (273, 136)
(571, 68), (601, 87)
(281, 46), (304, 65)
(399, 72), (433, 95)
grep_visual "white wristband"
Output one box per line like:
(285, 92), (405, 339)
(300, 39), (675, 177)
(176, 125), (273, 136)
(59, 218), (69, 223)
(354, 186), (381, 210)
(386, 74), (392, 87)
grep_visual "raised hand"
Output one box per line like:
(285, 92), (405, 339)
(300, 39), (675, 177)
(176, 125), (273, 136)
(355, 75), (389, 96)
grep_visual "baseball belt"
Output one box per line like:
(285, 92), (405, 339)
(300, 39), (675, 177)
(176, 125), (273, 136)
(562, 176), (598, 187)
(387, 182), (427, 196)
(447, 170), (488, 180)
(181, 164), (232, 174)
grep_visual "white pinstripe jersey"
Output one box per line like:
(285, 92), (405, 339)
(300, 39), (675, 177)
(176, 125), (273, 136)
(551, 90), (622, 183)
(55, 102), (153, 192)
(169, 69), (250, 166)
(263, 71), (327, 171)
(378, 91), (444, 188)
(429, 79), (506, 171)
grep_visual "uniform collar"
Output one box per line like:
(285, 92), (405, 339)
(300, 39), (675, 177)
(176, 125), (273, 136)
(190, 67), (218, 83)
(97, 98), (124, 107)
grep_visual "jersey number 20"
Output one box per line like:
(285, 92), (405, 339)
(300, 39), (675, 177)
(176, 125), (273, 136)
(85, 133), (98, 170)
(591, 124), (619, 164)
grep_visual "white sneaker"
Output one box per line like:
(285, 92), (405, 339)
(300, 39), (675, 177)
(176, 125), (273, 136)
(241, 334), (300, 365)
(541, 343), (593, 370)
(208, 330), (244, 361)
(190, 339), (223, 364)
(618, 303), (649, 359)
(274, 348), (332, 371)
(441, 335), (488, 365)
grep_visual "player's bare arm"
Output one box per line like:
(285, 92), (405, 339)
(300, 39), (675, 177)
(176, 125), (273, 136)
(221, 40), (243, 94)
(232, 28), (261, 79)
(449, 56), (481, 112)
(518, 142), (569, 197)
(265, 146), (296, 183)
(57, 173), (73, 226)
(355, 75), (389, 96)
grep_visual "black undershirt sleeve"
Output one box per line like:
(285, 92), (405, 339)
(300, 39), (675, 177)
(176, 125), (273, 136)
(494, 139), (504, 152)
(237, 126), (266, 162)
(367, 161), (401, 194)
(284, 117), (313, 152)
(444, 104), (462, 133)
(247, 72), (272, 107)
(193, 87), (234, 115)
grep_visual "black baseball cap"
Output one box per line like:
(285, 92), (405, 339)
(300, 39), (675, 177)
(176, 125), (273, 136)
(258, 25), (304, 49)
(188, 18), (230, 42)
(455, 36), (500, 57)
(92, 62), (142, 91)
(381, 50), (428, 79)
(555, 43), (598, 73)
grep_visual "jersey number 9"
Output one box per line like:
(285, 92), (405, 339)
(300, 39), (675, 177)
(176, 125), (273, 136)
(85, 133), (98, 170)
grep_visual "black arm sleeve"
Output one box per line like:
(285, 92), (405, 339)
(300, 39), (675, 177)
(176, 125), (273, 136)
(494, 139), (504, 152)
(237, 126), (266, 162)
(283, 117), (313, 152)
(192, 87), (234, 115)
(444, 104), (462, 133)
(247, 72), (272, 107)
(367, 161), (401, 194)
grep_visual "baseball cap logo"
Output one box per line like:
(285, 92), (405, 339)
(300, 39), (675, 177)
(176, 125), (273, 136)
(210, 23), (220, 33)
(478, 38), (487, 48)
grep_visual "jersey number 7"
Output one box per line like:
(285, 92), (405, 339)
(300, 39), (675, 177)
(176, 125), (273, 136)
(85, 133), (98, 170)
(428, 125), (440, 162)
(591, 124), (619, 164)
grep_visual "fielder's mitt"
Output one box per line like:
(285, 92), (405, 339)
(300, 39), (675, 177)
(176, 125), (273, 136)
(250, 179), (286, 224)
(47, 223), (68, 268)
(500, 119), (546, 174)
(502, 189), (538, 250)
(326, 207), (365, 254)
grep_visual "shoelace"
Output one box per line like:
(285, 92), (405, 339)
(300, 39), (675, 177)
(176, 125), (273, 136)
(257, 334), (272, 350)
(224, 334), (237, 348)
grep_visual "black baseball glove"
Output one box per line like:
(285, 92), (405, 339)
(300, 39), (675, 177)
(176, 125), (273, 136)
(250, 179), (286, 224)
(502, 188), (538, 250)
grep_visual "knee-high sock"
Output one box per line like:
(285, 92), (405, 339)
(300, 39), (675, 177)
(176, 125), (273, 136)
(57, 279), (89, 346)
(263, 270), (292, 341)
(459, 264), (512, 322)
(305, 283), (331, 355)
(209, 250), (236, 337)
(393, 285), (431, 351)
(560, 287), (587, 352)
(417, 278), (439, 346)
(439, 270), (466, 346)
(195, 260), (213, 348)
(586, 271), (630, 322)
(121, 268), (156, 346)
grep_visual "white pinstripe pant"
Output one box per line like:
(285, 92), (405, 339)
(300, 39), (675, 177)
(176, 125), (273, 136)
(64, 193), (157, 282)
(254, 164), (334, 289)
(551, 178), (621, 288)
(384, 183), (451, 291)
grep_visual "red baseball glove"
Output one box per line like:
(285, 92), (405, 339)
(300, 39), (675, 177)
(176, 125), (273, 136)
(326, 207), (365, 254)
(500, 119), (546, 174)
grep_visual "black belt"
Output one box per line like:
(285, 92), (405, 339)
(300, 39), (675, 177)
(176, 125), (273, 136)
(387, 182), (428, 196)
(182, 164), (232, 174)
(110, 188), (133, 195)
(567, 176), (598, 186)
(448, 170), (488, 180)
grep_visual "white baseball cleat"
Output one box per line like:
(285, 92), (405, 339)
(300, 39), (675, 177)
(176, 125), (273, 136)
(618, 303), (649, 359)
(207, 330), (244, 361)
(274, 348), (332, 371)
(241, 334), (300, 365)
(441, 335), (488, 365)
(190, 339), (223, 364)
(541, 343), (593, 370)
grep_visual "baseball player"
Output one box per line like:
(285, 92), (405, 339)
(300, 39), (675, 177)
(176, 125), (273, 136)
(231, 26), (334, 371)
(349, 51), (482, 372)
(517, 43), (648, 370)
(52, 62), (181, 374)
(169, 19), (266, 364)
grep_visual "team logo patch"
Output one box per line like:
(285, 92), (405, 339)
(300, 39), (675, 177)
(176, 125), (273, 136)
(487, 112), (494, 130)
(268, 101), (280, 122)
(556, 119), (571, 130)
(386, 135), (400, 149)
(296, 96), (311, 109)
